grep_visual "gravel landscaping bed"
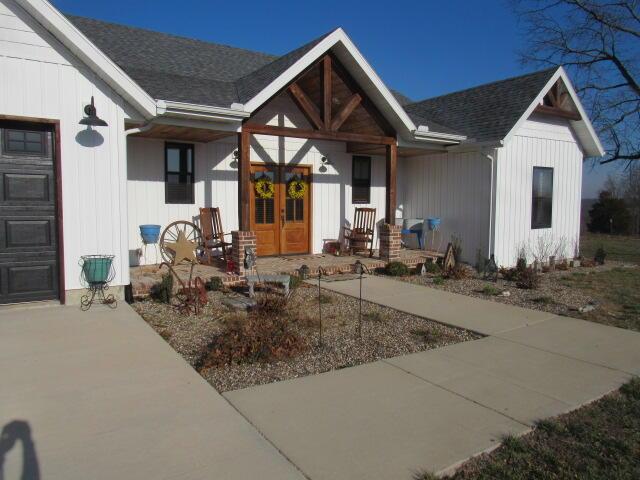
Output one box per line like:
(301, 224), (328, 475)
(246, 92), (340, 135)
(386, 261), (635, 317)
(132, 285), (479, 392)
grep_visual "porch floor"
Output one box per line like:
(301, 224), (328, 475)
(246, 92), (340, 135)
(130, 248), (435, 299)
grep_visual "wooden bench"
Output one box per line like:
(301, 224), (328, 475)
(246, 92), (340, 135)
(246, 274), (290, 297)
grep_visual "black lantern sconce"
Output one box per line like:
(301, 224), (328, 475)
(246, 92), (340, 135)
(79, 96), (108, 127)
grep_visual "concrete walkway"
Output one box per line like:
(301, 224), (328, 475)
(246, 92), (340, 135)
(226, 276), (640, 479)
(0, 304), (305, 480)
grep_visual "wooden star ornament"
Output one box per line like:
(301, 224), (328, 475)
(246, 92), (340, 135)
(166, 231), (199, 265)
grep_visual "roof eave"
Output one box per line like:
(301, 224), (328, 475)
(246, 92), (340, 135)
(15, 0), (157, 119)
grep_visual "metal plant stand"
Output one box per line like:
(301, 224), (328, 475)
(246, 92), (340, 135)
(80, 255), (117, 311)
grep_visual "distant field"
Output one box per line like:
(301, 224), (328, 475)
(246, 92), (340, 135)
(581, 233), (640, 264)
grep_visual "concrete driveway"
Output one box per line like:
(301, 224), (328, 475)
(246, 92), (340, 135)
(0, 303), (304, 480)
(225, 276), (640, 479)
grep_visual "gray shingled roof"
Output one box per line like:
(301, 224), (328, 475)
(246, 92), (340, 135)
(68, 15), (557, 142)
(67, 15), (331, 108)
(404, 68), (558, 142)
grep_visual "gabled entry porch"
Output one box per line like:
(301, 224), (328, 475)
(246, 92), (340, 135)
(234, 53), (399, 271)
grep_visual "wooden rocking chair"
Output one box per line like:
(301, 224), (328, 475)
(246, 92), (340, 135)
(199, 207), (232, 264)
(343, 207), (376, 257)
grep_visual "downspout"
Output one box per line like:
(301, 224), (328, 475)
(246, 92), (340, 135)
(482, 148), (497, 259)
(124, 120), (155, 136)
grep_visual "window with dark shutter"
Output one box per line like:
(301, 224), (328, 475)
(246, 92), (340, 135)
(531, 167), (553, 229)
(352, 156), (371, 204)
(165, 142), (194, 204)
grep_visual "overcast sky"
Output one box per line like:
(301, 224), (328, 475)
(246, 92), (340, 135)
(54, 0), (621, 197)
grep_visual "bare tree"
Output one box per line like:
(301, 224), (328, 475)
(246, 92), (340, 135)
(512, 0), (639, 164)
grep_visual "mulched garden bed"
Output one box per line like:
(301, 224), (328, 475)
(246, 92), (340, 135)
(386, 261), (635, 317)
(132, 284), (480, 392)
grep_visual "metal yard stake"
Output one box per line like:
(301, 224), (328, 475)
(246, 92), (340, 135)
(354, 260), (370, 341)
(317, 266), (327, 347)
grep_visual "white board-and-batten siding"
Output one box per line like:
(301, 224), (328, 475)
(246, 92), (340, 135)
(494, 115), (583, 266)
(0, 0), (139, 291)
(397, 151), (492, 264)
(127, 94), (388, 263)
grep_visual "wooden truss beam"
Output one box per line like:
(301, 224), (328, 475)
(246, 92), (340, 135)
(323, 56), (332, 128)
(243, 123), (395, 145)
(534, 104), (581, 121)
(288, 82), (324, 130)
(331, 93), (362, 131)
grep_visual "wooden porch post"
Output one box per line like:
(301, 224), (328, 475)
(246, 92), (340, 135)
(385, 143), (397, 224)
(238, 130), (251, 230)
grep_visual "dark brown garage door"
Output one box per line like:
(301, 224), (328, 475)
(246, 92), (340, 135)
(0, 121), (59, 303)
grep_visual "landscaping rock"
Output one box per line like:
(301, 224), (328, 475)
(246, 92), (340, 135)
(222, 296), (257, 311)
(579, 304), (596, 313)
(499, 290), (511, 297)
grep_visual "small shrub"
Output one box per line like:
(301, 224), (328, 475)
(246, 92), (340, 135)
(594, 245), (607, 265)
(205, 276), (224, 291)
(252, 292), (289, 317)
(446, 263), (469, 280)
(421, 262), (441, 275)
(480, 284), (501, 296)
(432, 276), (445, 285)
(516, 267), (540, 289)
(385, 261), (410, 276)
(150, 273), (173, 304)
(363, 311), (384, 322)
(318, 293), (333, 304)
(411, 327), (440, 344)
(289, 275), (303, 290)
(451, 234), (463, 262)
(499, 267), (520, 282)
(532, 296), (554, 305)
(516, 256), (528, 273)
(198, 312), (305, 368)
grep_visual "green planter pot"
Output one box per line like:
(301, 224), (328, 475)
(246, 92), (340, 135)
(82, 256), (114, 284)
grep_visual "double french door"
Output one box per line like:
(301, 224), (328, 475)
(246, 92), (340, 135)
(250, 164), (311, 256)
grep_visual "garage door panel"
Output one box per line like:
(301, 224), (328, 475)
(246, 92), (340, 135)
(3, 172), (51, 202)
(5, 218), (54, 248)
(0, 122), (59, 304)
(8, 264), (55, 295)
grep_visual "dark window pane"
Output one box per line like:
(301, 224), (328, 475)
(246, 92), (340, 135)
(295, 199), (303, 221)
(352, 156), (371, 204)
(165, 143), (194, 204)
(531, 167), (553, 229)
(255, 199), (265, 224)
(286, 198), (294, 221)
(4, 129), (45, 155)
(166, 149), (180, 172)
(265, 198), (274, 224)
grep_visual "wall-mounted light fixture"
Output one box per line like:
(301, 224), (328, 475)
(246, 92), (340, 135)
(233, 149), (239, 160)
(79, 96), (108, 127)
(321, 156), (331, 165)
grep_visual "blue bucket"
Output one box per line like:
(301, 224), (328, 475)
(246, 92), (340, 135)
(427, 217), (441, 230)
(139, 224), (161, 244)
